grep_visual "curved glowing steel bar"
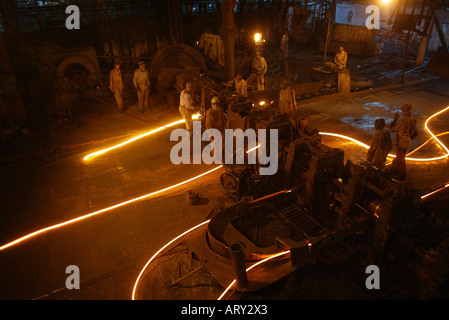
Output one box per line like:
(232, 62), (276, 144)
(0, 165), (223, 252)
(1, 104), (447, 295)
(83, 114), (201, 161)
(422, 105), (449, 157)
(217, 250), (291, 300)
(84, 106), (449, 163)
(4, 106), (448, 250)
(319, 131), (441, 161)
(130, 217), (290, 301)
(319, 104), (449, 162)
(131, 219), (211, 300)
(407, 132), (449, 156)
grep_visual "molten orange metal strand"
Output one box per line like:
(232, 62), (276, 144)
(83, 114), (201, 161)
(0, 165), (223, 252)
(320, 105), (449, 162)
(131, 219), (211, 300)
(83, 105), (448, 163)
(130, 218), (291, 301)
(217, 250), (291, 300)
(1, 105), (447, 281)
(406, 132), (449, 156)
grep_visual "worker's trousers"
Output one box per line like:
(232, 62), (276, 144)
(256, 74), (265, 90)
(179, 106), (194, 136)
(113, 89), (123, 111)
(137, 83), (150, 111)
(390, 146), (407, 180)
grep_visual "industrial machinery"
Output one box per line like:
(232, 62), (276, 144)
(133, 98), (449, 300)
(220, 98), (322, 201)
(148, 44), (207, 109)
(34, 46), (102, 120)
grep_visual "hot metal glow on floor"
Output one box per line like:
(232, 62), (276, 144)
(130, 217), (291, 301)
(217, 250), (291, 300)
(85, 107), (449, 163)
(0, 142), (259, 252)
(131, 220), (211, 300)
(0, 165), (223, 252)
(83, 114), (201, 161)
(2, 106), (449, 251)
(2, 105), (448, 250)
(319, 105), (449, 162)
(1, 104), (448, 300)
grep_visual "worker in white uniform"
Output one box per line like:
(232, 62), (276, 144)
(251, 51), (267, 90)
(179, 82), (197, 137)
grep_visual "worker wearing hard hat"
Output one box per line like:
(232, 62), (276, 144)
(205, 96), (227, 136)
(251, 51), (267, 90)
(205, 96), (227, 159)
(133, 60), (151, 113)
(109, 60), (124, 112)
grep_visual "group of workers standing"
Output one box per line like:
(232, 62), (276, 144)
(367, 104), (418, 180)
(110, 46), (416, 181)
(179, 50), (299, 141)
(109, 60), (151, 113)
(108, 49), (269, 114)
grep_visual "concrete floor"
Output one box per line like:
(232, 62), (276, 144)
(0, 74), (448, 300)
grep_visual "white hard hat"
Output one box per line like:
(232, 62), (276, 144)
(211, 96), (219, 104)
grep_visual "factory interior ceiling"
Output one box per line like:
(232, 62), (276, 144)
(1, 0), (449, 310)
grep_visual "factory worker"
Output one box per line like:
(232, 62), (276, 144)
(251, 51), (267, 90)
(179, 82), (196, 137)
(375, 39), (384, 56)
(109, 60), (124, 112)
(224, 73), (248, 98)
(388, 104), (418, 180)
(133, 60), (151, 113)
(367, 118), (393, 168)
(334, 46), (348, 71)
(206, 96), (227, 136)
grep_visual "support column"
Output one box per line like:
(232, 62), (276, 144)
(416, 35), (429, 67)
(223, 0), (235, 81)
(433, 14), (448, 53)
